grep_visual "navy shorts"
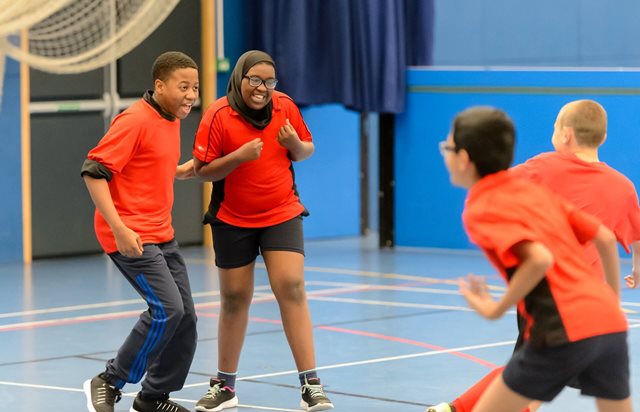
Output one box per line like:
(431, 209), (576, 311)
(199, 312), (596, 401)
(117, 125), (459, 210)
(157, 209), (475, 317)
(209, 215), (304, 269)
(503, 332), (629, 401)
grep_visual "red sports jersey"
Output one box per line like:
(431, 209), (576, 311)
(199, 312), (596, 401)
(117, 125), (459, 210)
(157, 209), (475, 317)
(193, 91), (311, 227)
(512, 151), (640, 273)
(464, 171), (627, 347)
(87, 98), (180, 253)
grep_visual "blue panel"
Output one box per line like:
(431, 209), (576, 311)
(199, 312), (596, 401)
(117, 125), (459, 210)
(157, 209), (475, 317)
(0, 58), (23, 263)
(433, 0), (640, 67)
(396, 68), (640, 250)
(295, 104), (360, 238)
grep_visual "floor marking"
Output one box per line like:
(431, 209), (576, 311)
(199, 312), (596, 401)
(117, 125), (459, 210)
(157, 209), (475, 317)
(0, 381), (300, 411)
(183, 340), (516, 389)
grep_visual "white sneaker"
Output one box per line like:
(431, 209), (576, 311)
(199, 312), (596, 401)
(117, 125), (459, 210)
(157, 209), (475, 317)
(426, 402), (453, 412)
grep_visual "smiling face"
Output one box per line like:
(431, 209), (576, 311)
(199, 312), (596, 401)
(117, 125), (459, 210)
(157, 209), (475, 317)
(241, 62), (275, 110)
(154, 67), (199, 119)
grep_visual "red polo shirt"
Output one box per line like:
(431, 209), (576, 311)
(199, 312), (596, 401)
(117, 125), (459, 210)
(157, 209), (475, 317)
(193, 91), (311, 227)
(512, 151), (640, 275)
(87, 98), (180, 253)
(464, 171), (627, 347)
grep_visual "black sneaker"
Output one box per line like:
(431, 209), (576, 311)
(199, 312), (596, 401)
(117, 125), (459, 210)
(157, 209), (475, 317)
(300, 378), (334, 411)
(195, 378), (238, 412)
(130, 393), (189, 412)
(83, 373), (122, 412)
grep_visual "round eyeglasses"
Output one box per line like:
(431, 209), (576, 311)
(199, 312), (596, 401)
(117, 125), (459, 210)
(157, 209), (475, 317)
(243, 75), (278, 90)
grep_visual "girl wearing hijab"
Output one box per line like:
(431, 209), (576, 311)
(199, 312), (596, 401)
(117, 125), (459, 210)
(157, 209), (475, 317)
(192, 51), (333, 412)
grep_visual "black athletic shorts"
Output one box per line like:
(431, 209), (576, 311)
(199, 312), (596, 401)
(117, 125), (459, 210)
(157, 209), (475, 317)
(503, 332), (629, 402)
(209, 215), (304, 269)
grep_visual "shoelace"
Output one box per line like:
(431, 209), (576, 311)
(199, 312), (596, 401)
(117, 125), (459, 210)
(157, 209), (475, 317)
(202, 383), (223, 399)
(304, 383), (327, 399)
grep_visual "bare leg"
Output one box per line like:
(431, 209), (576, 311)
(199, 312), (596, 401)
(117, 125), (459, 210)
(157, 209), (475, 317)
(472, 374), (531, 412)
(263, 251), (316, 371)
(527, 401), (542, 411)
(217, 263), (255, 373)
(595, 397), (632, 412)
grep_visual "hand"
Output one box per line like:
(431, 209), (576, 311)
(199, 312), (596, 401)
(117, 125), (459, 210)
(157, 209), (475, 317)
(176, 159), (195, 180)
(113, 225), (144, 257)
(459, 274), (500, 319)
(236, 138), (264, 162)
(625, 268), (640, 288)
(277, 118), (301, 150)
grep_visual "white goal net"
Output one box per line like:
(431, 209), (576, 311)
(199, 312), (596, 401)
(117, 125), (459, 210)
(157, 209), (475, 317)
(0, 0), (181, 106)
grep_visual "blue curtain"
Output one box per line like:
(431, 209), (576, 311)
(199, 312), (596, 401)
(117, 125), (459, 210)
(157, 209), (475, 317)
(249, 0), (434, 113)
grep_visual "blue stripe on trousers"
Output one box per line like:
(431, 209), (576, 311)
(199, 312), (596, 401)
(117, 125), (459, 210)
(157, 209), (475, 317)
(128, 273), (168, 383)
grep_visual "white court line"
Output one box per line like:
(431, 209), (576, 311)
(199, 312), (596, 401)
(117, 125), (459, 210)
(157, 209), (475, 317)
(0, 284), (389, 331)
(0, 285), (275, 320)
(183, 339), (518, 389)
(309, 295), (477, 312)
(0, 381), (299, 411)
(0, 380), (83, 392)
(2, 274), (637, 327)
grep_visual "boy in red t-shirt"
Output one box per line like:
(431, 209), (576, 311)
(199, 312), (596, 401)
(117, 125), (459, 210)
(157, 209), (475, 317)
(80, 51), (199, 412)
(436, 106), (632, 412)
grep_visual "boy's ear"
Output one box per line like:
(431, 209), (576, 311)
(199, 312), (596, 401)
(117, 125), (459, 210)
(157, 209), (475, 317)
(457, 148), (472, 171)
(562, 125), (574, 145)
(154, 78), (164, 94)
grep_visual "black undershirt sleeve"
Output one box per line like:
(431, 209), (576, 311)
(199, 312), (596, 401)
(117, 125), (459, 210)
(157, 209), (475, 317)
(80, 159), (113, 181)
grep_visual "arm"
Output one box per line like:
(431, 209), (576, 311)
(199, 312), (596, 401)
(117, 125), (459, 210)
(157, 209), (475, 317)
(277, 118), (315, 161)
(83, 175), (143, 257)
(460, 241), (554, 320)
(625, 240), (640, 289)
(194, 138), (264, 181)
(591, 225), (621, 297)
(176, 159), (196, 180)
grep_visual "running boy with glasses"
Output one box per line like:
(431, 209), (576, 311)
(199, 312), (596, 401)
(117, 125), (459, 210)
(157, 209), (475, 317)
(438, 106), (632, 412)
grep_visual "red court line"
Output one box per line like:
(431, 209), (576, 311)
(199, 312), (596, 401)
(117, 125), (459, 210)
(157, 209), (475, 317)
(318, 325), (499, 369)
(0, 280), (458, 332)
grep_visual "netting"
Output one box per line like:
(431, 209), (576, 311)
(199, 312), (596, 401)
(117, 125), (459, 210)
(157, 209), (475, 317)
(0, 0), (181, 107)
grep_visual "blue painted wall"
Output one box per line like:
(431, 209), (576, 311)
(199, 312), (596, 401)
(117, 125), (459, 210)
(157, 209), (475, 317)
(395, 68), (640, 249)
(0, 58), (23, 263)
(296, 104), (360, 238)
(433, 0), (640, 66)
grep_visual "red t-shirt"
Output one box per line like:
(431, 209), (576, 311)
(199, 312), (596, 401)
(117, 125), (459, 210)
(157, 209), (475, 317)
(512, 151), (640, 273)
(192, 91), (311, 227)
(464, 171), (627, 347)
(87, 99), (180, 253)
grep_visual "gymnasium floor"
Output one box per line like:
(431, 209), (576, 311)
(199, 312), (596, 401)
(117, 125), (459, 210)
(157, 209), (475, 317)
(1, 235), (639, 411)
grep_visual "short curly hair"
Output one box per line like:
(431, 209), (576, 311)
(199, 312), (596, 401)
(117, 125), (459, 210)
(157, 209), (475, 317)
(152, 51), (198, 82)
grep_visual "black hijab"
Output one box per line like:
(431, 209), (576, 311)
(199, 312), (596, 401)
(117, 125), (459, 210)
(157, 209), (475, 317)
(227, 50), (275, 130)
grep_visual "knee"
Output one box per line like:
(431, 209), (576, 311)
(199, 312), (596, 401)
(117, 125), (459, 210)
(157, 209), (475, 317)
(163, 304), (186, 327)
(221, 288), (252, 313)
(274, 276), (306, 303)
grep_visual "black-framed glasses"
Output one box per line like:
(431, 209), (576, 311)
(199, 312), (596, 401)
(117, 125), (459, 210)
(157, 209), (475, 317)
(439, 141), (458, 155)
(243, 75), (278, 90)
